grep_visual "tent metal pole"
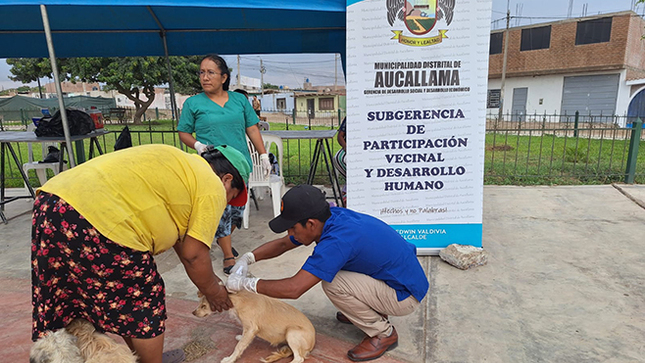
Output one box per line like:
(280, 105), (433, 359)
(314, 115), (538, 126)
(161, 37), (179, 135)
(40, 4), (76, 168)
(147, 6), (181, 150)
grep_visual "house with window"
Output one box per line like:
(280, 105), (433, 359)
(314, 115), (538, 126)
(487, 10), (645, 125)
(257, 90), (296, 112)
(294, 91), (346, 119)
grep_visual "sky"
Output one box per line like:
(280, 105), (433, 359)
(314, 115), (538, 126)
(0, 0), (642, 92)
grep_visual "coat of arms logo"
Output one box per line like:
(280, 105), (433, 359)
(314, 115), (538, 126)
(387, 0), (455, 46)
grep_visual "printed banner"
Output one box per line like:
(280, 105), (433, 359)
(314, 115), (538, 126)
(346, 0), (493, 254)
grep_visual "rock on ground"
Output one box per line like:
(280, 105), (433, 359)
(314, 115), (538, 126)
(439, 244), (489, 270)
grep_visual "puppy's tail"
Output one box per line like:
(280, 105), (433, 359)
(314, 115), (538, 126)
(261, 345), (293, 363)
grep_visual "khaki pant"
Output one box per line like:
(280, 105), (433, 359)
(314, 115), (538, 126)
(322, 270), (420, 338)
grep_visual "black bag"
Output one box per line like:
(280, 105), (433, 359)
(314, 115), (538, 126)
(114, 126), (132, 151)
(39, 146), (66, 164)
(35, 109), (95, 137)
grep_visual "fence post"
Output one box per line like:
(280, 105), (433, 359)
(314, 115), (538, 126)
(574, 111), (579, 137)
(624, 118), (643, 184)
(155, 107), (159, 120)
(292, 108), (296, 125)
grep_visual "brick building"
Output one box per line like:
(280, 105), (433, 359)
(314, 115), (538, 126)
(43, 81), (101, 95)
(487, 10), (645, 124)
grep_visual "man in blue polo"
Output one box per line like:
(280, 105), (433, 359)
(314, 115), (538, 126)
(226, 185), (429, 362)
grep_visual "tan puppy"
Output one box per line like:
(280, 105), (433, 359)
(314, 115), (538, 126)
(193, 290), (316, 363)
(64, 318), (137, 363)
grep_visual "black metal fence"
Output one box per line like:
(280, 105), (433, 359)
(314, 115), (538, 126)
(485, 112), (645, 184)
(2, 112), (644, 187)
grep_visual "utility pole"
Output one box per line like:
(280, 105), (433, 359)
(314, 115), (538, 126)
(260, 59), (266, 95)
(497, 4), (511, 125)
(37, 78), (43, 99)
(334, 54), (338, 91)
(237, 55), (241, 88)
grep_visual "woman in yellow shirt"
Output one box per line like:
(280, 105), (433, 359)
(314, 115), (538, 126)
(31, 144), (250, 363)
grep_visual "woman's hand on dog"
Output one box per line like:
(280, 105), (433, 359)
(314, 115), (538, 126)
(205, 284), (233, 312)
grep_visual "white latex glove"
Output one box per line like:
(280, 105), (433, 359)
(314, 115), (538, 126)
(259, 153), (271, 179)
(194, 141), (208, 155)
(240, 251), (256, 265)
(229, 256), (250, 278)
(226, 271), (259, 293)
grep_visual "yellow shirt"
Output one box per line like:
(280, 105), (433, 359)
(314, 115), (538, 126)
(39, 144), (226, 254)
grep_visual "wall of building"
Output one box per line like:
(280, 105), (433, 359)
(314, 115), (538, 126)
(489, 12), (634, 79)
(624, 14), (645, 81)
(43, 81), (101, 94)
(615, 70), (631, 118)
(487, 74), (565, 115)
(258, 93), (295, 111)
(488, 70), (632, 120)
(294, 94), (340, 115)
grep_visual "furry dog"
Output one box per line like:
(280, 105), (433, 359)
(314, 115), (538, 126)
(193, 290), (316, 363)
(30, 328), (84, 363)
(30, 319), (137, 363)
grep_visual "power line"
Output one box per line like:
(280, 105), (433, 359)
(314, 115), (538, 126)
(491, 5), (644, 28)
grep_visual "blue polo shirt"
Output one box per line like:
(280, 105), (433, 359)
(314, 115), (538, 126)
(293, 207), (429, 302)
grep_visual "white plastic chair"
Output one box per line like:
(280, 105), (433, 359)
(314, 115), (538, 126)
(23, 124), (67, 188)
(242, 134), (285, 229)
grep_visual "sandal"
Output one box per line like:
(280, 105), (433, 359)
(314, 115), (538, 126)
(223, 257), (236, 275)
(216, 242), (239, 257)
(162, 348), (185, 363)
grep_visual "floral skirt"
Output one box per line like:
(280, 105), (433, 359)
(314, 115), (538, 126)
(31, 192), (167, 341)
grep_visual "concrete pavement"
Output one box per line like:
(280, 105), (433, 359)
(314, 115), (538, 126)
(1, 184), (644, 362)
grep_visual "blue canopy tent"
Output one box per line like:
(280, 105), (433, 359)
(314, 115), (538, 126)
(0, 1), (346, 58)
(0, 0), (347, 164)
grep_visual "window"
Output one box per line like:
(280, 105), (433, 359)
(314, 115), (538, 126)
(276, 98), (286, 110)
(487, 89), (501, 108)
(520, 25), (551, 51)
(319, 97), (334, 110)
(490, 32), (504, 55)
(576, 17), (612, 45)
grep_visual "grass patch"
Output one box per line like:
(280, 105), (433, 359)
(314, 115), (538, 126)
(485, 132), (645, 185)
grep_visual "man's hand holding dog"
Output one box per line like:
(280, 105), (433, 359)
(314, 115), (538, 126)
(226, 270), (259, 293)
(239, 252), (256, 265)
(229, 252), (255, 278)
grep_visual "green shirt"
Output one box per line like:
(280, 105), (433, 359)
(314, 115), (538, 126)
(178, 91), (258, 168)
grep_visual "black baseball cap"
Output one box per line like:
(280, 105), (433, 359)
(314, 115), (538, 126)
(269, 185), (328, 233)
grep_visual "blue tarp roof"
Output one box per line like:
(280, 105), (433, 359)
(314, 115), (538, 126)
(0, 1), (346, 58)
